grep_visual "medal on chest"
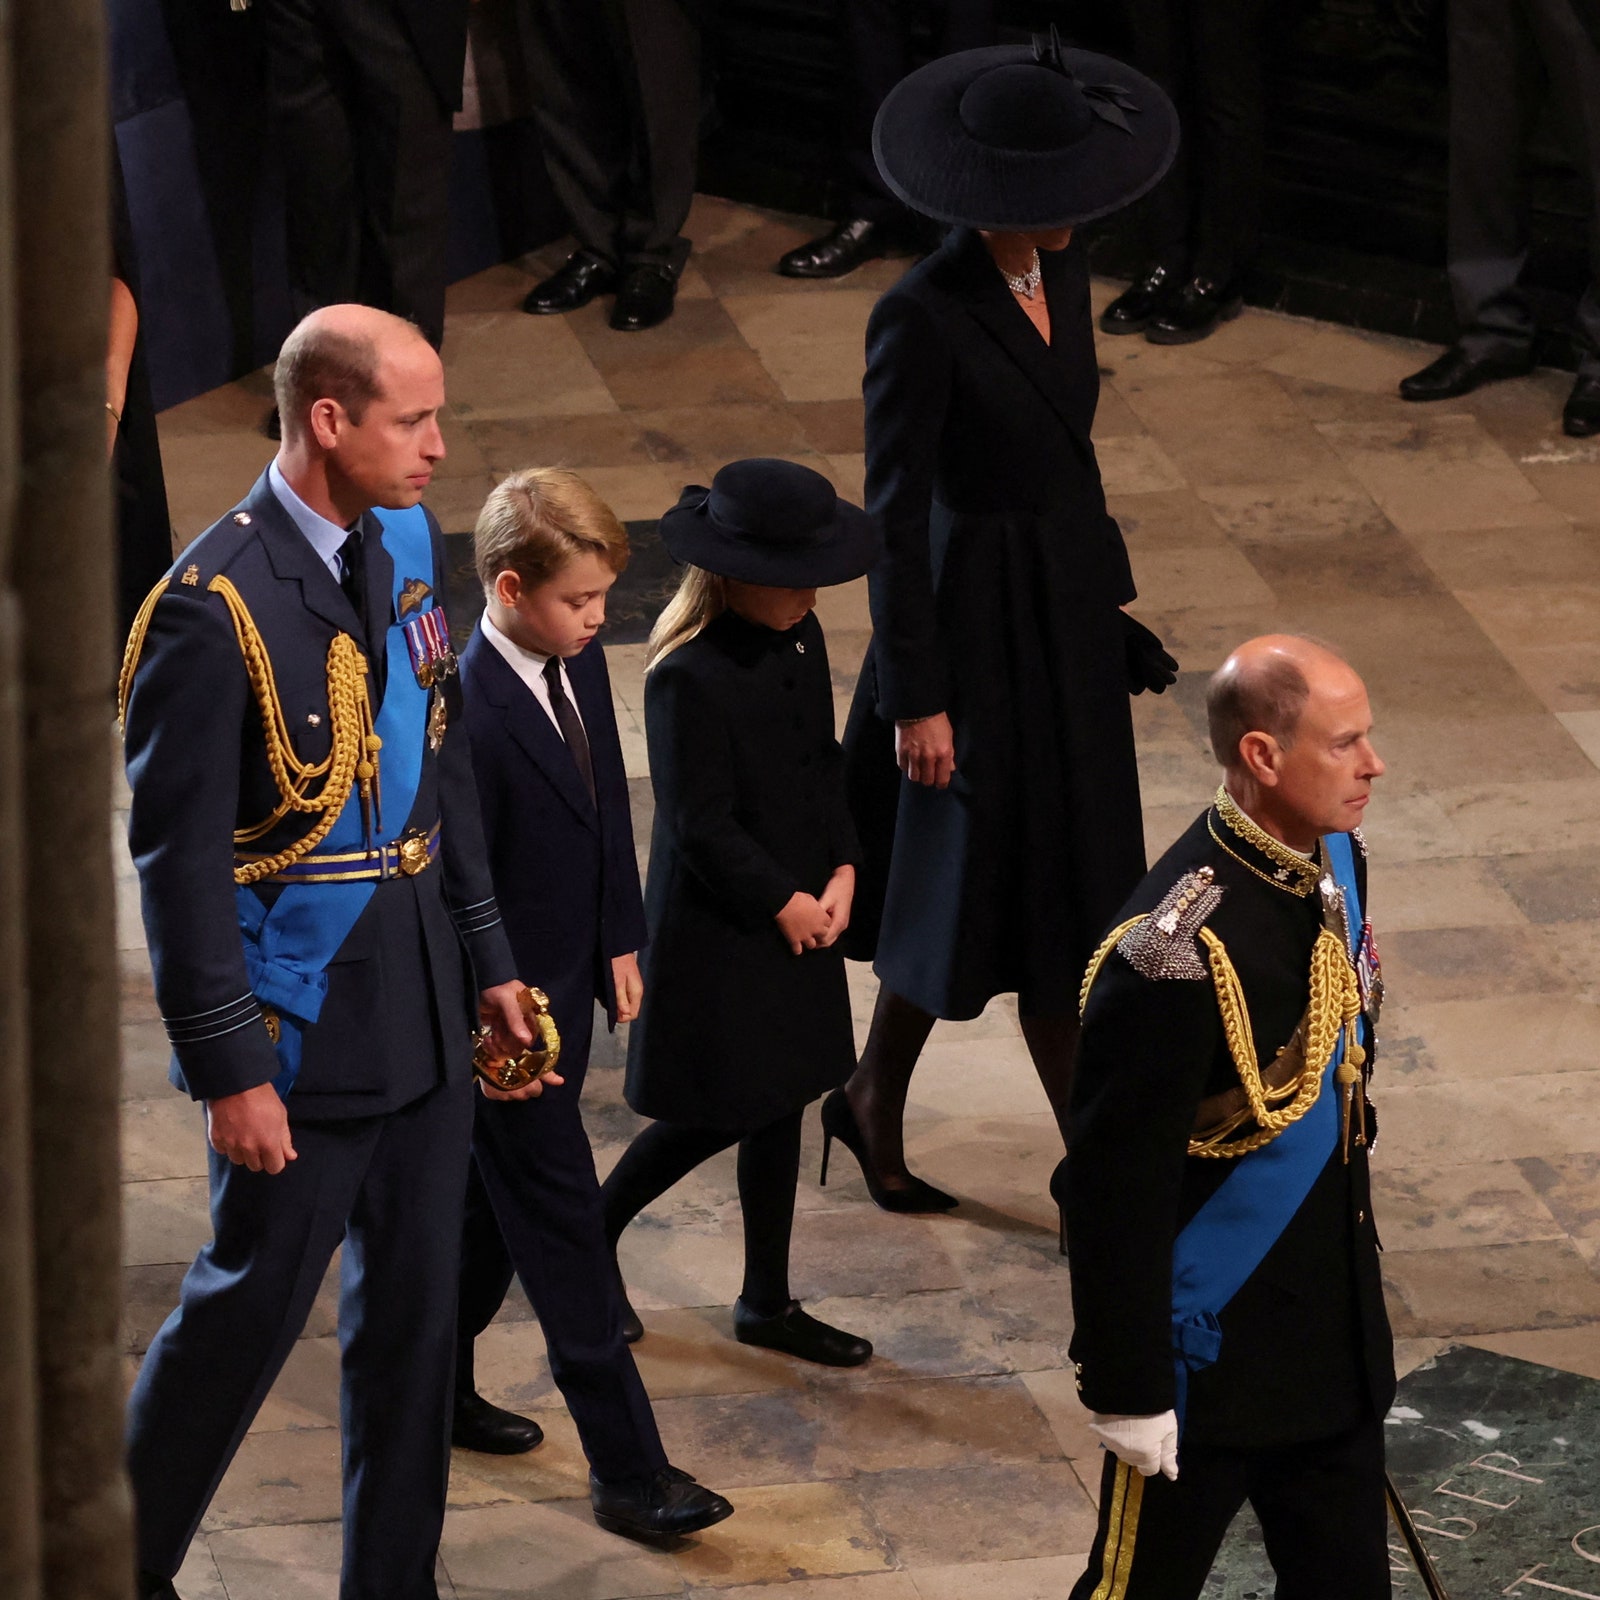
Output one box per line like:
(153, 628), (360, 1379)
(403, 606), (457, 689)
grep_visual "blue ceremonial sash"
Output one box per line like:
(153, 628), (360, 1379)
(1168, 830), (1365, 1427)
(234, 506), (435, 1098)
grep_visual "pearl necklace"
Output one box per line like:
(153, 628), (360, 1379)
(1000, 248), (1042, 300)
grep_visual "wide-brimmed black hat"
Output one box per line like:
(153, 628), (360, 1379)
(873, 29), (1179, 231)
(658, 458), (882, 588)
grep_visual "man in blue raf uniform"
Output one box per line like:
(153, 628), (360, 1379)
(1062, 635), (1395, 1599)
(120, 305), (546, 1600)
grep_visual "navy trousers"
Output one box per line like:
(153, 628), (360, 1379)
(127, 1078), (474, 1600)
(457, 1002), (668, 1483)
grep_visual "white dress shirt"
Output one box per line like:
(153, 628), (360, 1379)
(481, 611), (586, 740)
(267, 458), (357, 582)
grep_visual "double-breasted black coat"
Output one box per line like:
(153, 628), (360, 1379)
(843, 226), (1148, 1020)
(626, 609), (862, 1131)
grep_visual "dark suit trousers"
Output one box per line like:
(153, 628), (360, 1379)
(1117, 0), (1270, 282)
(127, 1078), (474, 1599)
(840, 0), (996, 223)
(457, 1002), (669, 1483)
(521, 0), (699, 271)
(1447, 0), (1600, 374)
(263, 0), (454, 347)
(1066, 1416), (1391, 1600)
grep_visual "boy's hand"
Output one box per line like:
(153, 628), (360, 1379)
(776, 892), (832, 954)
(612, 952), (644, 1023)
(815, 865), (856, 948)
(207, 1083), (297, 1175)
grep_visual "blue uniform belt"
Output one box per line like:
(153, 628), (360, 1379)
(235, 822), (440, 883)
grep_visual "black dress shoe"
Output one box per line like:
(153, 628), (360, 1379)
(732, 1297), (872, 1367)
(609, 264), (678, 332)
(1099, 264), (1180, 336)
(1399, 344), (1535, 402)
(1145, 275), (1245, 345)
(591, 1464), (735, 1542)
(451, 1390), (545, 1455)
(138, 1574), (180, 1600)
(1564, 375), (1600, 438)
(523, 250), (617, 316)
(777, 218), (893, 280)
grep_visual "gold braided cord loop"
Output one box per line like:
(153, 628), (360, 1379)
(205, 576), (379, 886)
(1078, 917), (1147, 1018)
(117, 576), (171, 727)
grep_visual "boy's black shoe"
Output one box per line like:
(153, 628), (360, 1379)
(1145, 275), (1245, 345)
(452, 1390), (545, 1455)
(1099, 264), (1179, 335)
(590, 1465), (734, 1542)
(732, 1297), (872, 1366)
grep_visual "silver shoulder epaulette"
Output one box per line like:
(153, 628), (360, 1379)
(1117, 866), (1225, 981)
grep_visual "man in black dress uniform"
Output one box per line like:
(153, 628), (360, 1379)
(1063, 635), (1395, 1599)
(122, 304), (541, 1600)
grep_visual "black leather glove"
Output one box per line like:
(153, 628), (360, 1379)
(1121, 613), (1178, 695)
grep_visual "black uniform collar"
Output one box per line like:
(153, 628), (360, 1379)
(1208, 786), (1323, 898)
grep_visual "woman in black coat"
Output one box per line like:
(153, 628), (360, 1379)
(833, 37), (1182, 1210)
(600, 459), (884, 1368)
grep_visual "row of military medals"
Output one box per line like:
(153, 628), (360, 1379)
(1319, 860), (1384, 1161)
(401, 594), (456, 752)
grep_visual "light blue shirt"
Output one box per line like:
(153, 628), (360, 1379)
(267, 459), (357, 583)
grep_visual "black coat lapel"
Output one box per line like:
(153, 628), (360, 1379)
(465, 628), (600, 834)
(249, 472), (363, 639)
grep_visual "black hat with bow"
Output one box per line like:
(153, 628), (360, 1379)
(871, 29), (1180, 231)
(658, 458), (883, 588)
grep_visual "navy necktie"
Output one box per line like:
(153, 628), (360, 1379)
(543, 656), (596, 807)
(337, 528), (364, 619)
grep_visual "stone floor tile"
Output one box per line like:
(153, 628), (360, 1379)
(1014, 1371), (1102, 1470)
(1382, 1239), (1600, 1338)
(1378, 993), (1600, 1085)
(445, 258), (545, 316)
(626, 1309), (810, 1399)
(1131, 603), (1284, 675)
(627, 402), (816, 465)
(789, 1209), (964, 1302)
(1125, 546), (1276, 613)
(250, 1334), (342, 1433)
(606, 347), (786, 411)
(1411, 522), (1600, 591)
(1392, 1336), (1450, 1378)
(577, 465), (694, 523)
(569, 297), (752, 370)
(1316, 414), (1569, 535)
(468, 1318), (557, 1415)
(448, 1409), (595, 1506)
(205, 1519), (346, 1600)
(1372, 1161), (1568, 1251)
(797, 1290), (1023, 1383)
(1557, 709), (1600, 769)
(1091, 381), (1145, 437)
(445, 311), (617, 422)
(1516, 1153), (1600, 1264)
(174, 1541), (232, 1600)
(1185, 308), (1317, 369)
(903, 1033), (1056, 1122)
(790, 398), (867, 456)
(1111, 488), (1231, 551)
(1463, 1326), (1600, 1381)
(1242, 528), (1444, 604)
(818, 1375), (1062, 1472)
(670, 1480), (894, 1587)
(822, 453), (867, 507)
(1371, 925), (1576, 1003)
(1520, 456), (1600, 522)
(157, 427), (279, 543)
(856, 1462), (1097, 1566)
(652, 1389), (844, 1487)
(1378, 712), (1597, 791)
(1193, 475), (1392, 542)
(425, 471), (500, 535)
(203, 1426), (343, 1530)
(1431, 776), (1600, 856)
(158, 368), (277, 438)
(442, 1498), (685, 1599)
(1458, 584), (1600, 652)
(123, 1175), (214, 1267)
(122, 1093), (209, 1181)
(719, 293), (878, 403)
(1490, 850), (1600, 923)
(1263, 322), (1433, 393)
(1379, 1072), (1600, 1164)
(1100, 342), (1231, 386)
(1501, 640), (1600, 714)
(1093, 433), (1187, 495)
(1459, 368), (1585, 456)
(909, 1554), (1091, 1600)
(813, 577), (871, 635)
(688, 1574), (918, 1600)
(1368, 857), (1527, 932)
(470, 413), (654, 473)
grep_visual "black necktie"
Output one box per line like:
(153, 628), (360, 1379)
(336, 528), (364, 619)
(543, 656), (596, 807)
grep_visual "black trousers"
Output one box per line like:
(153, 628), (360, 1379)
(840, 0), (996, 223)
(262, 0), (455, 347)
(126, 1079), (473, 1600)
(1447, 0), (1600, 375)
(599, 1107), (806, 1316)
(521, 0), (699, 272)
(1116, 0), (1270, 283)
(457, 1003), (669, 1484)
(1067, 1416), (1391, 1600)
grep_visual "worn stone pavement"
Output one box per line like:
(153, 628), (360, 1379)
(120, 196), (1600, 1597)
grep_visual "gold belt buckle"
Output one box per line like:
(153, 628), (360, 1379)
(397, 832), (431, 876)
(473, 986), (562, 1091)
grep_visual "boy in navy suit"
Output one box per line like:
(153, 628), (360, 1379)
(454, 468), (733, 1541)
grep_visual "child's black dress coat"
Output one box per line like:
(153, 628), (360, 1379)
(626, 608), (861, 1131)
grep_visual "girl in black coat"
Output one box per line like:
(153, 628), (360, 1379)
(831, 38), (1183, 1212)
(600, 459), (883, 1368)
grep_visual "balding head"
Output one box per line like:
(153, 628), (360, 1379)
(273, 304), (431, 443)
(1206, 635), (1355, 770)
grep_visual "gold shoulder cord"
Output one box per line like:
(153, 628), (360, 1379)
(1078, 916), (1364, 1159)
(117, 573), (382, 887)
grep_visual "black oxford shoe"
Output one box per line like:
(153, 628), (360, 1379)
(138, 1573), (181, 1600)
(609, 264), (678, 332)
(732, 1297), (872, 1367)
(1399, 344), (1534, 401)
(523, 250), (617, 316)
(1099, 264), (1179, 335)
(452, 1390), (545, 1455)
(1564, 375), (1600, 438)
(777, 218), (892, 280)
(1145, 275), (1245, 345)
(591, 1464), (735, 1542)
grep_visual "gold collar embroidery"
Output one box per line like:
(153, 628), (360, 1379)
(1209, 786), (1322, 898)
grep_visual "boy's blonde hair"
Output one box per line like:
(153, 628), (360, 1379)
(474, 468), (630, 594)
(645, 564), (726, 671)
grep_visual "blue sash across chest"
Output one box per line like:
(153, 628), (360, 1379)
(1168, 829), (1365, 1427)
(234, 505), (435, 1097)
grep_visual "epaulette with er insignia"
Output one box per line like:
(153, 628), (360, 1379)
(1117, 866), (1225, 981)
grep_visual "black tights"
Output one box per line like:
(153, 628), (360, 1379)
(599, 1108), (805, 1318)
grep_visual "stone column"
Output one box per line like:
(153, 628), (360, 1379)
(12, 0), (134, 1593)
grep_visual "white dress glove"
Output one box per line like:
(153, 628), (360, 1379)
(1090, 1410), (1180, 1480)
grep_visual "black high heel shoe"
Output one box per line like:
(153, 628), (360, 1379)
(1048, 1155), (1068, 1257)
(818, 1088), (959, 1213)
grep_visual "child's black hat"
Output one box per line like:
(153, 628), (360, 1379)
(658, 458), (882, 587)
